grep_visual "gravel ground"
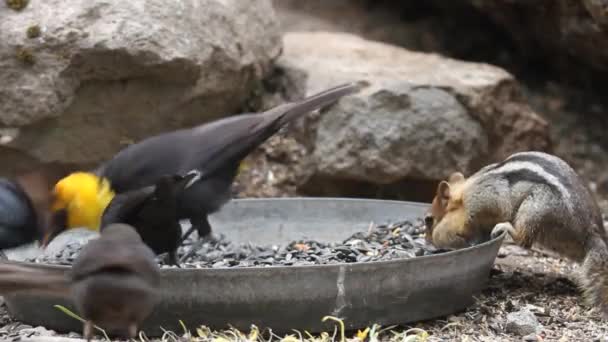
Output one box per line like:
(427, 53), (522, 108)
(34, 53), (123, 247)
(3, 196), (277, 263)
(232, 136), (608, 341)
(414, 245), (608, 342)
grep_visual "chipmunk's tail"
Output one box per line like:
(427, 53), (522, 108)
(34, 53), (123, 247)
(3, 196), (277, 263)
(580, 236), (608, 317)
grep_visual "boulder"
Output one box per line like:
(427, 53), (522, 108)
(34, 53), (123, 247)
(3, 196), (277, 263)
(465, 0), (608, 72)
(0, 0), (281, 171)
(272, 32), (551, 200)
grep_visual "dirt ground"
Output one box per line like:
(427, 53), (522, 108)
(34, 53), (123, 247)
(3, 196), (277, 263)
(237, 138), (608, 342)
(236, 135), (608, 342)
(0, 137), (607, 341)
(1, 2), (607, 341)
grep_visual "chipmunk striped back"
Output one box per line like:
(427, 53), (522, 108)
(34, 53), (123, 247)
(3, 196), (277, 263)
(469, 151), (593, 218)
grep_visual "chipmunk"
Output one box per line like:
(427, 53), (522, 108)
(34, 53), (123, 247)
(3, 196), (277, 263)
(424, 151), (608, 316)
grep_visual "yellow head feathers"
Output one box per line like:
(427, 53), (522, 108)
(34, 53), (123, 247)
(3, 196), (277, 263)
(52, 172), (115, 231)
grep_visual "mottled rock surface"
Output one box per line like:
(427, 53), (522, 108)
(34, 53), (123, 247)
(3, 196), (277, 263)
(466, 0), (608, 72)
(0, 0), (281, 171)
(271, 32), (550, 198)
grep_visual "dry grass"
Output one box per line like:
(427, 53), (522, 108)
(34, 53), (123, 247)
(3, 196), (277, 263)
(143, 318), (429, 342)
(54, 305), (430, 342)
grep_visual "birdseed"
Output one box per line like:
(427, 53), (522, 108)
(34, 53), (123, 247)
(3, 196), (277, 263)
(28, 218), (448, 268)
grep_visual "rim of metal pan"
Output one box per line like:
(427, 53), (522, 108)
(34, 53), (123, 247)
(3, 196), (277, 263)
(6, 197), (506, 272)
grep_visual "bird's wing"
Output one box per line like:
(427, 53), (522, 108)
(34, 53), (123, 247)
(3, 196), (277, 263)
(100, 186), (155, 228)
(0, 262), (70, 296)
(97, 83), (359, 192)
(183, 82), (360, 179)
(71, 237), (159, 284)
(0, 180), (38, 250)
(0, 227), (30, 250)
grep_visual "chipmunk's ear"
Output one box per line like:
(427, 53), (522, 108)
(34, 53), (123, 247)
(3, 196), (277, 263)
(437, 180), (451, 208)
(448, 172), (465, 184)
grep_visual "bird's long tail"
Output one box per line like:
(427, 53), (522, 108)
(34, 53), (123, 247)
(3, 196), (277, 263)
(270, 81), (366, 126)
(0, 262), (70, 297)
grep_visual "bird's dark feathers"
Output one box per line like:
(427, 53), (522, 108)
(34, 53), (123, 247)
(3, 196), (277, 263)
(0, 179), (37, 249)
(100, 174), (195, 265)
(96, 83), (360, 193)
(70, 224), (160, 287)
(100, 186), (155, 229)
(90, 83), (361, 261)
(0, 222), (160, 341)
(0, 162), (83, 250)
(0, 262), (70, 296)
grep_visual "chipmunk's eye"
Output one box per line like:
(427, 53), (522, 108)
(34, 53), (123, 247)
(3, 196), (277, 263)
(424, 214), (434, 227)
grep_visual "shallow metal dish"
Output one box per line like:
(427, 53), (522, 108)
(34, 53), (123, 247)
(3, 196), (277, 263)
(3, 197), (504, 336)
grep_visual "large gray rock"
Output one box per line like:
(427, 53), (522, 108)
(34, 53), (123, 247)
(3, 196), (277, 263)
(273, 32), (550, 198)
(465, 0), (608, 72)
(0, 0), (281, 169)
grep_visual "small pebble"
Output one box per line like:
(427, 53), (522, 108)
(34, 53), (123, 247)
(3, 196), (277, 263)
(506, 309), (542, 336)
(522, 333), (541, 341)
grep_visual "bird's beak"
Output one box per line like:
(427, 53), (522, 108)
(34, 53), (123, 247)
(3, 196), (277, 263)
(50, 196), (64, 212)
(41, 209), (68, 249)
(41, 228), (62, 249)
(41, 232), (52, 249)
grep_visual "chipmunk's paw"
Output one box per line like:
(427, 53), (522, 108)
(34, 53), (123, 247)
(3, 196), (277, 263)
(491, 222), (515, 240)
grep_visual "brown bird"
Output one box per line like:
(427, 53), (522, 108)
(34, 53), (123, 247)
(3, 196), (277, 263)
(0, 223), (161, 341)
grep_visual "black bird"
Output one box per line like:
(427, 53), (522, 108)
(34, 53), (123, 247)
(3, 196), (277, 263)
(47, 82), (362, 262)
(0, 163), (77, 252)
(100, 171), (201, 266)
(0, 178), (38, 251)
(0, 223), (161, 341)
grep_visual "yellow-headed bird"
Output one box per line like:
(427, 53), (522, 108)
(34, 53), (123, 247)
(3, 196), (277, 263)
(44, 83), (363, 262)
(51, 172), (115, 232)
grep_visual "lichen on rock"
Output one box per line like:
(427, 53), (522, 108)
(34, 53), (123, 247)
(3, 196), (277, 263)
(25, 24), (40, 39)
(0, 0), (282, 170)
(5, 0), (29, 11)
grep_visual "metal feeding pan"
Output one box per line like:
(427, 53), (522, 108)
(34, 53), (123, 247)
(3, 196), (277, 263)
(3, 198), (505, 336)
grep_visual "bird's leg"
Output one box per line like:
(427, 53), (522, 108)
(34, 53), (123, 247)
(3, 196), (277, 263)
(166, 250), (181, 268)
(178, 226), (196, 246)
(179, 216), (214, 263)
(83, 320), (93, 342)
(179, 238), (205, 263)
(178, 215), (212, 246)
(195, 215), (213, 241)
